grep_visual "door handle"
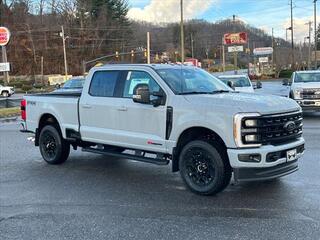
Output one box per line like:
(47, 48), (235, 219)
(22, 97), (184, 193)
(117, 106), (127, 111)
(82, 104), (92, 109)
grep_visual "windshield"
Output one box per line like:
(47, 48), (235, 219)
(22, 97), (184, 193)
(62, 79), (84, 89)
(218, 76), (251, 87)
(156, 68), (231, 94)
(295, 73), (320, 83)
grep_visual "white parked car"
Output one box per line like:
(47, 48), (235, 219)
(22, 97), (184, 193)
(217, 75), (256, 93)
(0, 84), (14, 97)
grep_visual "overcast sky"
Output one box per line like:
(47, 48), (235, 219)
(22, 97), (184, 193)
(127, 0), (318, 42)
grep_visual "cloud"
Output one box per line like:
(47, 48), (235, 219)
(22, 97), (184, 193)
(281, 16), (320, 42)
(128, 0), (218, 23)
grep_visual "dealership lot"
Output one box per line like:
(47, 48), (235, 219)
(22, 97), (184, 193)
(0, 82), (320, 240)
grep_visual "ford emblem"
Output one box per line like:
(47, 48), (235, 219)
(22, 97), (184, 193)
(283, 121), (296, 131)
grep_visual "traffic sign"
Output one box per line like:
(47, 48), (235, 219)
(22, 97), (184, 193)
(259, 57), (269, 63)
(0, 62), (10, 72)
(0, 27), (10, 46)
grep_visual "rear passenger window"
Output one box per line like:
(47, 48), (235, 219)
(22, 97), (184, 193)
(89, 71), (120, 97)
(123, 71), (160, 98)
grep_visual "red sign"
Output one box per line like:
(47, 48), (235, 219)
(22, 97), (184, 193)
(185, 58), (199, 67)
(223, 32), (247, 45)
(0, 27), (10, 46)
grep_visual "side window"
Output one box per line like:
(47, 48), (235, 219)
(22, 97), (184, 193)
(123, 71), (160, 98)
(89, 71), (120, 97)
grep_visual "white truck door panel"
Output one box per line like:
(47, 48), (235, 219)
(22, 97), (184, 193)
(117, 70), (167, 152)
(79, 70), (123, 145)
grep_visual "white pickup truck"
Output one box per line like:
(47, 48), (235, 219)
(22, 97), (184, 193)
(0, 84), (14, 97)
(287, 70), (320, 111)
(21, 64), (305, 195)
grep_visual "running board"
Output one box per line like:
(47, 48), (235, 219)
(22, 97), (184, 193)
(82, 147), (169, 166)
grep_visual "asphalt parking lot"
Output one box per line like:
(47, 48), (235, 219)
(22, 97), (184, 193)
(1, 81), (320, 240)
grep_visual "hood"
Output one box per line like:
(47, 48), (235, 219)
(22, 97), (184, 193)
(183, 92), (300, 115)
(292, 82), (320, 89)
(234, 87), (254, 93)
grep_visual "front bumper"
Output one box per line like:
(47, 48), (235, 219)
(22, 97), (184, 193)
(296, 99), (320, 111)
(227, 137), (305, 181)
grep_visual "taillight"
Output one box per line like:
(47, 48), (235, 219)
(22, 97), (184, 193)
(21, 99), (26, 121)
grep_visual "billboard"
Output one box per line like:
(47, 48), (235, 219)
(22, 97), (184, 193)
(228, 46), (244, 53)
(223, 32), (247, 45)
(253, 47), (273, 56)
(0, 27), (10, 46)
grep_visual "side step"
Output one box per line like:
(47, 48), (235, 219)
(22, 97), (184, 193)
(82, 147), (169, 166)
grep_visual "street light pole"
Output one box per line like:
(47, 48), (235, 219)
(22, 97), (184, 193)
(180, 0), (185, 63)
(61, 26), (68, 78)
(290, 0), (294, 69)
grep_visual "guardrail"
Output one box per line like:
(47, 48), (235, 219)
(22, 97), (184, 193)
(0, 98), (22, 109)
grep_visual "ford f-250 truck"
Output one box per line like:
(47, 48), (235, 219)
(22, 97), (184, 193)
(21, 64), (305, 195)
(287, 70), (320, 111)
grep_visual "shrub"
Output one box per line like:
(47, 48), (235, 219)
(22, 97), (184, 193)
(21, 84), (32, 92)
(279, 70), (293, 78)
(10, 81), (23, 88)
(33, 84), (44, 89)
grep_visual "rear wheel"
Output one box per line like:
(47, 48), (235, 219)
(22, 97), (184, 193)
(1, 91), (9, 97)
(179, 140), (231, 195)
(39, 125), (70, 164)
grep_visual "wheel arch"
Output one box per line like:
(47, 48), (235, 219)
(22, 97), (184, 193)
(36, 113), (62, 146)
(172, 126), (230, 172)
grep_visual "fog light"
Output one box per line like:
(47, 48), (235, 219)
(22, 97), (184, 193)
(245, 134), (258, 142)
(238, 154), (261, 162)
(245, 119), (257, 127)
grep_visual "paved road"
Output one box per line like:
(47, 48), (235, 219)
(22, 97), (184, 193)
(1, 83), (320, 240)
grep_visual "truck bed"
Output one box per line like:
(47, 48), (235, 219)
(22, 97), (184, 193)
(24, 92), (80, 138)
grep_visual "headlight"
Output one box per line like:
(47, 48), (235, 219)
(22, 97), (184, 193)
(293, 88), (302, 100)
(234, 113), (262, 148)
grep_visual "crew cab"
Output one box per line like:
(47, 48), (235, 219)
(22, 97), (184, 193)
(21, 64), (305, 195)
(286, 70), (320, 111)
(0, 84), (14, 97)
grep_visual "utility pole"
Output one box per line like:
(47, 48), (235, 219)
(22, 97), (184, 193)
(1, 46), (9, 85)
(222, 37), (225, 72)
(60, 26), (68, 78)
(180, 0), (185, 63)
(306, 21), (312, 69)
(41, 56), (44, 86)
(314, 0), (318, 69)
(147, 32), (151, 64)
(290, 0), (294, 69)
(272, 28), (274, 68)
(191, 33), (194, 59)
(232, 14), (237, 73)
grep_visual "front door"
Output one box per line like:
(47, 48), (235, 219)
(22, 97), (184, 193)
(116, 70), (168, 153)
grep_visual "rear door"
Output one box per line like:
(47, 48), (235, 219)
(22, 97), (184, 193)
(79, 70), (125, 145)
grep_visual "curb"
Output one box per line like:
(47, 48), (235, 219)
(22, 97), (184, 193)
(0, 116), (19, 123)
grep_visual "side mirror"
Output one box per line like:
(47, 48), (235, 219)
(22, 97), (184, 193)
(282, 79), (291, 86)
(133, 83), (150, 104)
(227, 80), (235, 90)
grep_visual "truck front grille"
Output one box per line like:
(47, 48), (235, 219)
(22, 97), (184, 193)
(302, 88), (320, 99)
(241, 111), (303, 145)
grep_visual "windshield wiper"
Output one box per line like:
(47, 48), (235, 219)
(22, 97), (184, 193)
(178, 91), (212, 95)
(211, 90), (231, 94)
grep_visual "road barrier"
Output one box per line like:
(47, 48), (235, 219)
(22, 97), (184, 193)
(0, 98), (22, 109)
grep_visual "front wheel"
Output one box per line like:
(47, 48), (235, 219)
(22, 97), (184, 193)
(179, 140), (231, 195)
(39, 125), (70, 164)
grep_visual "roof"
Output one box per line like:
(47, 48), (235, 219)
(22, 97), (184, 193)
(217, 74), (248, 78)
(295, 70), (320, 74)
(100, 63), (198, 70)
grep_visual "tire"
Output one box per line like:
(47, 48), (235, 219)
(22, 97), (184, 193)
(179, 140), (231, 195)
(39, 125), (70, 164)
(1, 91), (9, 97)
